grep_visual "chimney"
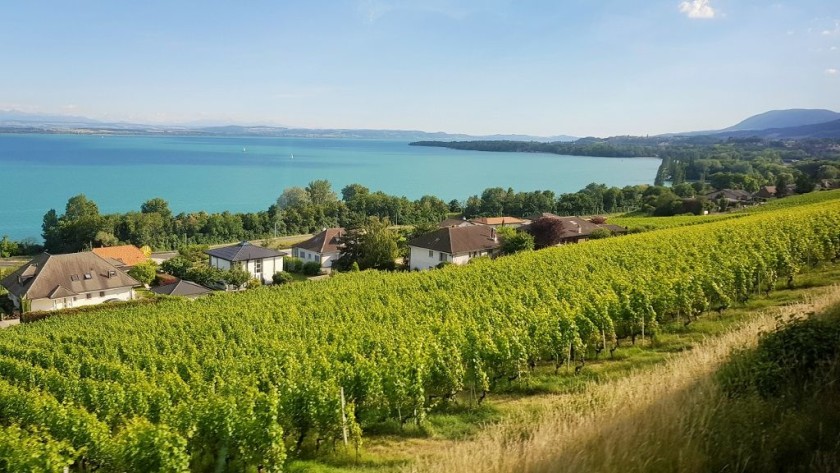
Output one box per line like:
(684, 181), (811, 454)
(574, 222), (581, 234)
(491, 228), (497, 242)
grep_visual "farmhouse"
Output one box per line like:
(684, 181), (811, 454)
(407, 225), (501, 270)
(291, 228), (344, 271)
(1, 252), (140, 312)
(205, 241), (286, 284)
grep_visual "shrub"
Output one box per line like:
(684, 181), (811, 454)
(588, 228), (612, 239)
(127, 260), (157, 286)
(272, 272), (294, 285)
(283, 257), (303, 273)
(302, 261), (322, 276)
(245, 278), (262, 289)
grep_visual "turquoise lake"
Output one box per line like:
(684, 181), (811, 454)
(0, 134), (661, 240)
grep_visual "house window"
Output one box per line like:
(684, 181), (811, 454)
(429, 250), (434, 258)
(255, 260), (262, 274)
(99, 291), (105, 297)
(86, 293), (92, 299)
(439, 252), (447, 262)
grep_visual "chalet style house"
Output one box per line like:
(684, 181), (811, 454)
(205, 242), (286, 284)
(1, 252), (140, 312)
(291, 228), (344, 271)
(407, 225), (501, 270)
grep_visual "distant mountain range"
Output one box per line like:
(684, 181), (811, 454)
(2, 107), (839, 141)
(0, 110), (576, 142)
(667, 108), (840, 139)
(721, 109), (840, 132)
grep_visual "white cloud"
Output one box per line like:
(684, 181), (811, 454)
(822, 20), (840, 36)
(826, 68), (839, 75)
(679, 0), (716, 19)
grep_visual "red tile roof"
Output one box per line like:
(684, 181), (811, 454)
(92, 245), (148, 267)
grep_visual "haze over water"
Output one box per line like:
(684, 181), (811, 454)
(0, 134), (661, 241)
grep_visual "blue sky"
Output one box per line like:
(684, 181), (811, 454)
(0, 0), (838, 136)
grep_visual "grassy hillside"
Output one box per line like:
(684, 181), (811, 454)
(410, 288), (840, 473)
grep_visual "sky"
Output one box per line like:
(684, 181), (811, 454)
(0, 0), (838, 137)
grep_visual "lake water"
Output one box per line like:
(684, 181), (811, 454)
(0, 134), (661, 240)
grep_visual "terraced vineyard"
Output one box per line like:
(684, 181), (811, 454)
(1, 194), (839, 471)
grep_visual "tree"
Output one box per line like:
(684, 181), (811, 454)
(306, 180), (338, 206)
(335, 217), (399, 271)
(775, 173), (794, 198)
(528, 217), (566, 249)
(498, 227), (534, 254)
(277, 187), (312, 209)
(141, 198), (172, 220)
(794, 173), (815, 195)
(128, 260), (158, 286)
(448, 199), (462, 213)
(341, 183), (370, 202)
(0, 236), (20, 258)
(160, 256), (193, 279)
(94, 231), (120, 247)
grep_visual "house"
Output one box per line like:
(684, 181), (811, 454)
(438, 217), (475, 228)
(91, 244), (148, 269)
(205, 241), (286, 284)
(291, 228), (344, 270)
(818, 179), (840, 190)
(0, 252), (140, 313)
(705, 189), (753, 205)
(407, 225), (501, 270)
(523, 213), (626, 244)
(756, 186), (777, 199)
(469, 216), (529, 228)
(150, 279), (212, 298)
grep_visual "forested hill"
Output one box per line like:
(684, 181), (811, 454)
(410, 140), (658, 158)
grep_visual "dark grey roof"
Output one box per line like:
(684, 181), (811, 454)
(205, 241), (286, 262)
(293, 228), (344, 254)
(150, 280), (212, 297)
(407, 226), (501, 254)
(1, 252), (140, 300)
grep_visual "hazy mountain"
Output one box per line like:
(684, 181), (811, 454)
(194, 126), (577, 142)
(710, 118), (840, 140)
(663, 108), (840, 137)
(0, 109), (101, 125)
(721, 109), (840, 132)
(0, 111), (576, 142)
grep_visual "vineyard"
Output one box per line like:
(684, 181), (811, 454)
(0, 195), (839, 471)
(610, 189), (840, 230)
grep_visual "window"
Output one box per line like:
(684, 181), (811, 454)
(439, 252), (447, 262)
(255, 260), (262, 274)
(99, 291), (105, 297)
(70, 274), (80, 282)
(429, 250), (434, 258)
(84, 273), (92, 280)
(86, 293), (92, 299)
